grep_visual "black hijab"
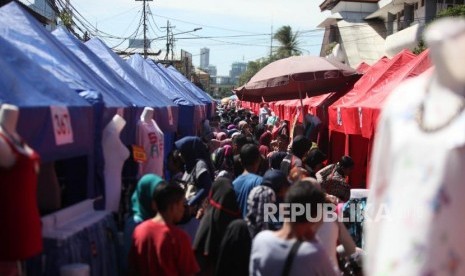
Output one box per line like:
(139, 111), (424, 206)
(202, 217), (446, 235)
(174, 136), (214, 177)
(215, 219), (252, 276)
(269, 151), (288, 170)
(193, 177), (240, 259)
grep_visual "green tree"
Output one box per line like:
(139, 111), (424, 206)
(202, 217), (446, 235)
(59, 11), (72, 30)
(436, 4), (465, 18)
(273, 25), (302, 59)
(237, 25), (303, 86)
(414, 5), (465, 54)
(238, 57), (274, 86)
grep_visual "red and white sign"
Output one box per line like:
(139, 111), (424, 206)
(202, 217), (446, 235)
(50, 106), (74, 145)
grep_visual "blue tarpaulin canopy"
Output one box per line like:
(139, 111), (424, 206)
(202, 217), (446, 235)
(127, 54), (204, 136)
(0, 3), (130, 112)
(52, 27), (155, 144)
(0, 2), (134, 198)
(164, 65), (215, 118)
(85, 38), (179, 134)
(0, 36), (94, 162)
(148, 60), (207, 121)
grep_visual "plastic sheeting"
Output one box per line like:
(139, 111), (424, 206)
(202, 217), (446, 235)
(150, 61), (207, 122)
(85, 38), (179, 134)
(328, 56), (393, 134)
(164, 65), (214, 118)
(327, 50), (431, 188)
(331, 50), (416, 134)
(356, 50), (431, 139)
(52, 28), (155, 145)
(0, 2), (125, 198)
(127, 55), (202, 137)
(0, 3), (130, 111)
(0, 36), (93, 163)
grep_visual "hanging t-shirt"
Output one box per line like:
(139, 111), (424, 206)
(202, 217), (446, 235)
(0, 133), (42, 260)
(136, 119), (164, 178)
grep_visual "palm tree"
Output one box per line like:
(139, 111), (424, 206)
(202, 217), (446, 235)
(273, 26), (302, 58)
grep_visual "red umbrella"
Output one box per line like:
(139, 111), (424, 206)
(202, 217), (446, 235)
(234, 56), (361, 103)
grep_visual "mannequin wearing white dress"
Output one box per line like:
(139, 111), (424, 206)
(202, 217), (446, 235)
(136, 107), (164, 178)
(365, 18), (465, 275)
(102, 114), (130, 212)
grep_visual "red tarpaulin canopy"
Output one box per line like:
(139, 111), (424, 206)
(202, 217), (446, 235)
(356, 62), (371, 74)
(327, 49), (432, 188)
(328, 50), (417, 134)
(357, 49), (432, 139)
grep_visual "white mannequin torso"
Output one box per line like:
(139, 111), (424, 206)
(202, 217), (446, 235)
(102, 114), (129, 212)
(0, 104), (35, 169)
(422, 18), (465, 129)
(137, 107), (165, 177)
(365, 18), (465, 275)
(141, 107), (154, 123)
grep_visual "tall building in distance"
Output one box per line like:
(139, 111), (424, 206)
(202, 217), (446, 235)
(200, 47), (210, 69)
(229, 62), (247, 85)
(206, 65), (217, 77)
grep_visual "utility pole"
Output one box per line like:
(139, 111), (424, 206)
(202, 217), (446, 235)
(165, 21), (169, 60)
(143, 0), (148, 58)
(162, 21), (175, 61)
(135, 0), (152, 58)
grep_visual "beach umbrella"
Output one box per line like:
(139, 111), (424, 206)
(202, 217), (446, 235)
(234, 56), (360, 103)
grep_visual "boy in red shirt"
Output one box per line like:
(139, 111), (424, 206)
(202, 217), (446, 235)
(129, 183), (199, 276)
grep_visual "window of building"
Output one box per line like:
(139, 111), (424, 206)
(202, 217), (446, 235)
(421, 0), (425, 6)
(414, 2), (419, 9)
(446, 0), (453, 4)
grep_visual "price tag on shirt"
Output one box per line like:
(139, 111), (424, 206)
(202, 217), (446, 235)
(50, 106), (74, 145)
(132, 145), (147, 163)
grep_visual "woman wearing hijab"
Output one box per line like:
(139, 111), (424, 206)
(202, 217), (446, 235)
(193, 177), (241, 275)
(259, 131), (272, 149)
(258, 131), (272, 157)
(238, 120), (253, 138)
(261, 169), (291, 201)
(175, 136), (214, 209)
(215, 219), (252, 276)
(122, 174), (165, 273)
(304, 148), (327, 178)
(212, 144), (234, 180)
(245, 185), (276, 238)
(268, 151), (288, 170)
(245, 170), (291, 237)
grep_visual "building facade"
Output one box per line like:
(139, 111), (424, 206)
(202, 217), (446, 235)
(216, 76), (231, 85)
(229, 62), (247, 85)
(200, 47), (210, 69)
(318, 0), (462, 66)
